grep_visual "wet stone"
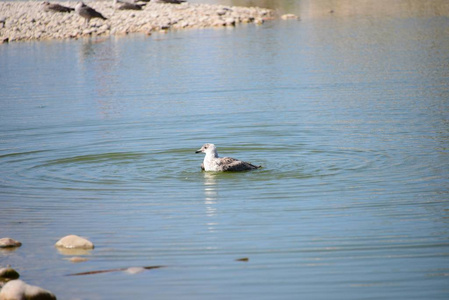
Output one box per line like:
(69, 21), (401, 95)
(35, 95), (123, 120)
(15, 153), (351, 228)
(0, 267), (20, 281)
(0, 238), (22, 248)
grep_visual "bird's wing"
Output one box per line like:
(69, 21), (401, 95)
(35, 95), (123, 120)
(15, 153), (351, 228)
(48, 3), (74, 12)
(119, 3), (142, 10)
(220, 157), (259, 171)
(86, 7), (107, 19)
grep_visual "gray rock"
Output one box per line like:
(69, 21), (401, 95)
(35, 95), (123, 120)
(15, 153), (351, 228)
(0, 280), (56, 300)
(0, 267), (20, 281)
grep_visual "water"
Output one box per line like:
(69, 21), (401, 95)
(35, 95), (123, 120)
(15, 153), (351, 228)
(1, 1), (449, 299)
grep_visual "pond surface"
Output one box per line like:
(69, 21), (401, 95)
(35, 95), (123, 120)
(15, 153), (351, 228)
(1, 1), (449, 299)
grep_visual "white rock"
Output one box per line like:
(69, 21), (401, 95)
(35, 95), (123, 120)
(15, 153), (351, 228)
(54, 235), (94, 249)
(124, 267), (145, 274)
(0, 280), (56, 300)
(281, 13), (299, 20)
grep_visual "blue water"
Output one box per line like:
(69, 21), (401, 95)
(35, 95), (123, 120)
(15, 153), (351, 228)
(1, 5), (449, 300)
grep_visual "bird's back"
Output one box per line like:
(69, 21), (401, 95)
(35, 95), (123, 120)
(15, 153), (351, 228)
(45, 3), (74, 13)
(220, 157), (260, 171)
(77, 5), (107, 20)
(117, 2), (143, 10)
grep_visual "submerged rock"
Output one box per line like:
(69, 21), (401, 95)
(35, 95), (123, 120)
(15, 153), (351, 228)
(281, 13), (299, 20)
(67, 257), (89, 263)
(0, 238), (22, 248)
(55, 235), (94, 249)
(124, 267), (145, 274)
(0, 280), (56, 300)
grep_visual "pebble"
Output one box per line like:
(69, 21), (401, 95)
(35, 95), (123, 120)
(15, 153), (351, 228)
(281, 13), (299, 20)
(0, 280), (56, 300)
(124, 267), (145, 274)
(55, 235), (94, 249)
(0, 1), (275, 43)
(0, 238), (22, 248)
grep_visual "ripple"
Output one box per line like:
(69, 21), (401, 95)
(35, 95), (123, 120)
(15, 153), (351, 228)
(0, 150), (153, 192)
(41, 152), (146, 166)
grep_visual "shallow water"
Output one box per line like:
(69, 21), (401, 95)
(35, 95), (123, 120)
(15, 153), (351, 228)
(1, 3), (449, 299)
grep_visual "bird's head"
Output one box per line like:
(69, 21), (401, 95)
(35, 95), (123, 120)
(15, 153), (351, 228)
(196, 143), (218, 156)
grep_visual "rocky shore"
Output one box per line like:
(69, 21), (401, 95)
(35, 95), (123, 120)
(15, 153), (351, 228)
(0, 0), (276, 43)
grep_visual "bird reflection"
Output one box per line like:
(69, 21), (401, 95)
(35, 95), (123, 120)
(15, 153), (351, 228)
(78, 38), (125, 119)
(202, 172), (219, 234)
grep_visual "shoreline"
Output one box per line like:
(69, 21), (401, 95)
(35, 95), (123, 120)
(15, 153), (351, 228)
(0, 1), (277, 43)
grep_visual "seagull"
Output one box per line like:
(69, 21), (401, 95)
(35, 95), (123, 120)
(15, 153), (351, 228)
(152, 0), (186, 4)
(113, 0), (145, 11)
(42, 1), (74, 13)
(75, 2), (107, 26)
(195, 143), (261, 172)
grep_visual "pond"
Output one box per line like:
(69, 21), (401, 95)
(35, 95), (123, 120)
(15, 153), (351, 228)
(1, 0), (448, 299)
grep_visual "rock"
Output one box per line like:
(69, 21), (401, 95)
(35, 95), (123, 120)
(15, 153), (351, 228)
(0, 280), (56, 300)
(235, 257), (249, 262)
(0, 238), (22, 248)
(99, 24), (110, 31)
(55, 235), (94, 249)
(281, 13), (299, 20)
(124, 267), (145, 274)
(82, 28), (94, 35)
(0, 267), (20, 281)
(224, 17), (235, 26)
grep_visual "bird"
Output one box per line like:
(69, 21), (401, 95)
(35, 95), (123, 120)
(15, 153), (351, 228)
(42, 1), (74, 13)
(152, 0), (186, 4)
(195, 143), (261, 172)
(75, 2), (107, 26)
(113, 0), (145, 11)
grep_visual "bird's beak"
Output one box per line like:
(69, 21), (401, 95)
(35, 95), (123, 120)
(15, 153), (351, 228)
(195, 149), (203, 153)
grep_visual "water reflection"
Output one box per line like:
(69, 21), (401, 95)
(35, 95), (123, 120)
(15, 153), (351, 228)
(202, 172), (218, 221)
(55, 247), (93, 257)
(78, 37), (125, 119)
